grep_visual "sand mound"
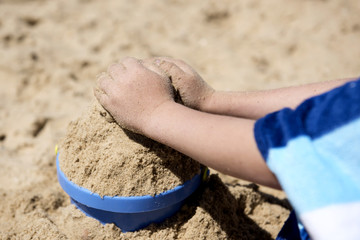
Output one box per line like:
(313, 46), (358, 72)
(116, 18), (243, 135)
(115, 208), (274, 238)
(59, 101), (201, 197)
(121, 174), (289, 240)
(56, 100), (289, 239)
(1, 174), (290, 240)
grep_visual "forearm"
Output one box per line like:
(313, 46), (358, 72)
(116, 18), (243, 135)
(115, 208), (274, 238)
(202, 78), (355, 119)
(145, 101), (281, 189)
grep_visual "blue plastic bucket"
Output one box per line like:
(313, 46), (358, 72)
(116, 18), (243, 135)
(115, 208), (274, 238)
(56, 153), (206, 232)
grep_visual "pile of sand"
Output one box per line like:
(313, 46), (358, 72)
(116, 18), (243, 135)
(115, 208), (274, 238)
(59, 102), (201, 197)
(54, 101), (290, 239)
(0, 173), (290, 240)
(112, 174), (289, 240)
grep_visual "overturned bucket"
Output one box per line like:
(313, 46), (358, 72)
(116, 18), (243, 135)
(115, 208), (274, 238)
(56, 153), (208, 232)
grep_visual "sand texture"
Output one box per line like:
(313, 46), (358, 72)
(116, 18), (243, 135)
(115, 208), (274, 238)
(1, 0), (359, 239)
(59, 102), (201, 197)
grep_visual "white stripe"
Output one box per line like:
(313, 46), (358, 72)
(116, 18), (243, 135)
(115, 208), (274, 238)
(300, 201), (360, 240)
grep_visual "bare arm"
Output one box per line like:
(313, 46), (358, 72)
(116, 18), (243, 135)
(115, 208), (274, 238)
(203, 78), (355, 119)
(155, 58), (356, 119)
(146, 101), (280, 189)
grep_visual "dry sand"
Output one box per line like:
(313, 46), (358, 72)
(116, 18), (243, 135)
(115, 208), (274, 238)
(59, 101), (201, 197)
(1, 0), (359, 239)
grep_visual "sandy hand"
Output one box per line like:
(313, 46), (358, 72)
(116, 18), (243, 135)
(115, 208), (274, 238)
(154, 57), (214, 110)
(94, 57), (174, 134)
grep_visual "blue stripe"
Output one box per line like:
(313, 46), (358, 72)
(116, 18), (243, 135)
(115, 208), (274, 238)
(255, 78), (360, 160)
(266, 118), (360, 213)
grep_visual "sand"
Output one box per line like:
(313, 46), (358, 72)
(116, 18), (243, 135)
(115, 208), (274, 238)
(59, 101), (200, 197)
(1, 0), (359, 239)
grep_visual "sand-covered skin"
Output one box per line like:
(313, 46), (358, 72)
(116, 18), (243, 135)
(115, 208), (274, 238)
(59, 102), (200, 197)
(1, 0), (359, 239)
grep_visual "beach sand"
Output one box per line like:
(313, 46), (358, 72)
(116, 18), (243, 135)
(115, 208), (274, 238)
(59, 101), (201, 197)
(0, 0), (359, 239)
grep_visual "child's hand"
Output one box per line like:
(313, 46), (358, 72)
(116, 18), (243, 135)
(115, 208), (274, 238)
(154, 57), (214, 110)
(94, 57), (174, 133)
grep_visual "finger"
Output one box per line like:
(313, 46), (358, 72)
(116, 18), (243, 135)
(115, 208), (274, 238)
(93, 86), (109, 105)
(96, 72), (110, 88)
(155, 57), (194, 75)
(107, 62), (126, 81)
(155, 59), (185, 80)
(122, 57), (168, 79)
(121, 56), (143, 69)
(142, 58), (168, 78)
(96, 72), (113, 93)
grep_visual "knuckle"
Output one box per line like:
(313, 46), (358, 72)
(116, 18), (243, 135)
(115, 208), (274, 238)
(97, 73), (109, 82)
(122, 57), (138, 65)
(160, 61), (181, 74)
(107, 63), (118, 72)
(108, 63), (123, 75)
(99, 79), (106, 89)
(94, 88), (107, 104)
(98, 74), (109, 84)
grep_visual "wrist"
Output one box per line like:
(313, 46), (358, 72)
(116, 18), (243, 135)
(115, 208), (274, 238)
(198, 89), (216, 112)
(143, 101), (180, 139)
